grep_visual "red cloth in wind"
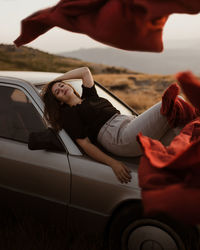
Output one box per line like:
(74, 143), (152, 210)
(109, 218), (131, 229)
(137, 72), (200, 225)
(160, 82), (197, 127)
(177, 71), (200, 110)
(14, 0), (200, 52)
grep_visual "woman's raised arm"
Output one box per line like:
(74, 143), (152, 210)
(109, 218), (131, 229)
(53, 67), (94, 88)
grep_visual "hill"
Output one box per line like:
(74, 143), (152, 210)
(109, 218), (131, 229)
(93, 73), (176, 113)
(0, 44), (132, 74)
(0, 44), (177, 113)
(60, 44), (200, 75)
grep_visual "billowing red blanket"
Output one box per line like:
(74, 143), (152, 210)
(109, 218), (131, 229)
(14, 0), (200, 52)
(137, 72), (200, 225)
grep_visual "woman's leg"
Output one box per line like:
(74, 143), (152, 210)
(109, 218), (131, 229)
(98, 102), (173, 157)
(119, 101), (171, 156)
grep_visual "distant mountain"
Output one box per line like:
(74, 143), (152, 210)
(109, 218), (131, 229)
(59, 40), (200, 75)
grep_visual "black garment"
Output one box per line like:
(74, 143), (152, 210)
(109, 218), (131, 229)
(61, 84), (120, 143)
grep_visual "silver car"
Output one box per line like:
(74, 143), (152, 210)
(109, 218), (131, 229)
(0, 71), (198, 250)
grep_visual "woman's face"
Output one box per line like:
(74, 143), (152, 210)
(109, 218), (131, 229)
(51, 82), (74, 104)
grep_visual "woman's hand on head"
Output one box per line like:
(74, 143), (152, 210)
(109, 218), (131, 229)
(109, 160), (132, 184)
(52, 67), (94, 88)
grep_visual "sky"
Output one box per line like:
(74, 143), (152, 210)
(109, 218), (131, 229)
(1, 0), (200, 54)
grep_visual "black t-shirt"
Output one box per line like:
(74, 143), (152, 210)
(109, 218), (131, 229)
(61, 84), (120, 143)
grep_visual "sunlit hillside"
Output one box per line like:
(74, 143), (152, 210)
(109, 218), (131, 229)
(0, 44), (132, 74)
(0, 44), (178, 113)
(94, 73), (176, 113)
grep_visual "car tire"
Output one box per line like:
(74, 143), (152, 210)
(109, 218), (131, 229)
(108, 201), (199, 250)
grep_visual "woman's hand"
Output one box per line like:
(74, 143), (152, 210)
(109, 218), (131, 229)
(52, 67), (94, 88)
(110, 160), (132, 184)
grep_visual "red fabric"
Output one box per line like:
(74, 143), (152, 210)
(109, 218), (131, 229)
(137, 72), (200, 225)
(14, 0), (200, 52)
(177, 71), (200, 111)
(160, 82), (197, 127)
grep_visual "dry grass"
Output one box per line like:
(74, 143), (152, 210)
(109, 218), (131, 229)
(0, 218), (103, 250)
(0, 210), (104, 250)
(0, 212), (68, 250)
(113, 90), (161, 113)
(94, 73), (176, 113)
(1, 210), (199, 250)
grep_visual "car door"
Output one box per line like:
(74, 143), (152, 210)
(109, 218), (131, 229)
(0, 82), (70, 223)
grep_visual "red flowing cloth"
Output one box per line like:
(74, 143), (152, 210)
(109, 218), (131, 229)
(137, 72), (200, 225)
(160, 82), (197, 127)
(14, 0), (200, 52)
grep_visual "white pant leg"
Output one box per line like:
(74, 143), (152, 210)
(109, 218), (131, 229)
(120, 101), (171, 156)
(98, 102), (172, 157)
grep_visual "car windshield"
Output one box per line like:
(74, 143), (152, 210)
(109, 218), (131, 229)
(35, 80), (137, 116)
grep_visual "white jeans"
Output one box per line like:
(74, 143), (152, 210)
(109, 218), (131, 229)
(97, 102), (178, 157)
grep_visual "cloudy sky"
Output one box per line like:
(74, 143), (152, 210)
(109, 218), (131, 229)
(1, 0), (200, 53)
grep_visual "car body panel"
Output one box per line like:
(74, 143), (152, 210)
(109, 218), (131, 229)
(69, 154), (140, 215)
(0, 138), (70, 205)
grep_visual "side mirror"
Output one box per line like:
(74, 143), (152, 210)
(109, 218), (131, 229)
(28, 128), (65, 152)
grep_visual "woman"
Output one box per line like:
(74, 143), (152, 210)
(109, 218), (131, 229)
(42, 67), (180, 184)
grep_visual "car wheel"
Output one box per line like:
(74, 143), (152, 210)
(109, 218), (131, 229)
(120, 218), (185, 250)
(108, 201), (198, 250)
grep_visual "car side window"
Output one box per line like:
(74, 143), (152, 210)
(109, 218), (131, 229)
(0, 86), (45, 143)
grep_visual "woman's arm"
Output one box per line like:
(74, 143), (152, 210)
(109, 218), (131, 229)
(53, 67), (94, 88)
(76, 137), (132, 184)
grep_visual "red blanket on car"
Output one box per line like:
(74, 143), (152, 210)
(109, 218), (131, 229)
(137, 72), (200, 225)
(14, 0), (200, 52)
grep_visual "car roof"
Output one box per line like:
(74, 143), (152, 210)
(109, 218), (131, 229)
(0, 71), (62, 85)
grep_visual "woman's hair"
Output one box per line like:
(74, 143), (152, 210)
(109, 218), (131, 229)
(41, 80), (80, 131)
